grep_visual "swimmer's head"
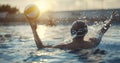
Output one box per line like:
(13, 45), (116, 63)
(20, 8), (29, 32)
(70, 20), (88, 39)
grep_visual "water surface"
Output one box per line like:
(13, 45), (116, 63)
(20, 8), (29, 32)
(0, 25), (120, 63)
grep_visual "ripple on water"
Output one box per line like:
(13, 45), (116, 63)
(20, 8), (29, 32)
(0, 25), (119, 63)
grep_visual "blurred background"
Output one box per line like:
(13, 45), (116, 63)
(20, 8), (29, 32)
(0, 0), (120, 26)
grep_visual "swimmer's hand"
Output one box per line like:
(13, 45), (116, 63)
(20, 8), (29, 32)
(110, 11), (118, 21)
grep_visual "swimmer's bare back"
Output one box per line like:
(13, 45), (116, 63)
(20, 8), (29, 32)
(26, 11), (117, 50)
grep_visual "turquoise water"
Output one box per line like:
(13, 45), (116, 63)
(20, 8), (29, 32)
(0, 25), (120, 63)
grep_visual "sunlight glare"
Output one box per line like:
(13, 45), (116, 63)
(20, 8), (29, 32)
(35, 0), (52, 14)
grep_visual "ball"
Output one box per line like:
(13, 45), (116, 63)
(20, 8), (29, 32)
(24, 4), (40, 20)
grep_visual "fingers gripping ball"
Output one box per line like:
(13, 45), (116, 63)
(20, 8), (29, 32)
(24, 4), (40, 20)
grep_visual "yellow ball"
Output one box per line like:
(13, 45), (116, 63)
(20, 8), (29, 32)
(24, 4), (40, 20)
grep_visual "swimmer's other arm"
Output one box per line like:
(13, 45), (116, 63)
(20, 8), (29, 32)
(88, 11), (117, 48)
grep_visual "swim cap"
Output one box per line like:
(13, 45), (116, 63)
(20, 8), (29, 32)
(24, 4), (40, 20)
(71, 20), (88, 39)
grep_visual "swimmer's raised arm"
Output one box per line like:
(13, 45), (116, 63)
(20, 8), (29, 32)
(28, 20), (45, 48)
(29, 20), (55, 48)
(24, 4), (46, 48)
(89, 11), (118, 47)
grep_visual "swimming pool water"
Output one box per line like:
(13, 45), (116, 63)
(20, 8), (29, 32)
(0, 25), (120, 63)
